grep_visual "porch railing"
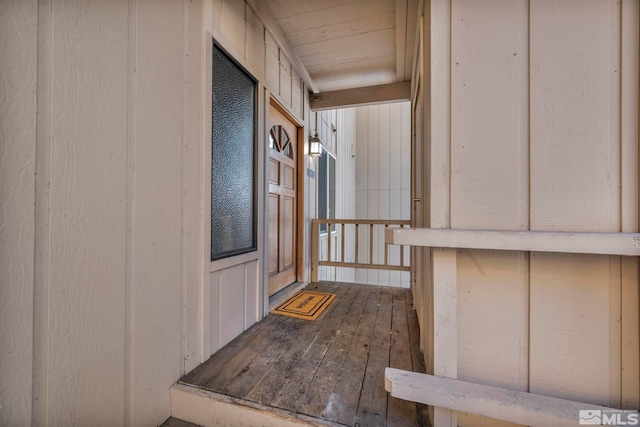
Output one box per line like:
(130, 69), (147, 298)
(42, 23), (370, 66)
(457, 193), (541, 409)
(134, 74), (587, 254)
(310, 219), (411, 283)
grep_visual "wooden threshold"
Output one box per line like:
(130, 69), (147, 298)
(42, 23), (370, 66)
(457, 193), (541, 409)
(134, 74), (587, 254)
(178, 282), (430, 427)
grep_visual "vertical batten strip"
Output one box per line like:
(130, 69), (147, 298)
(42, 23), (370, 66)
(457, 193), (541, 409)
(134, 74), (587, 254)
(609, 256), (623, 408)
(430, 0), (456, 425)
(355, 224), (360, 264)
(608, 0), (624, 409)
(311, 221), (319, 283)
(124, 0), (138, 424)
(384, 225), (389, 266)
(327, 222), (332, 262)
(519, 0), (531, 395)
(369, 224), (374, 264)
(33, 0), (54, 423)
(341, 223), (345, 263)
(620, 0), (640, 409)
(609, 0), (622, 233)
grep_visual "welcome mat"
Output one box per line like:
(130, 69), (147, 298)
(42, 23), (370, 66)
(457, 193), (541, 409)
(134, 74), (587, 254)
(271, 290), (336, 321)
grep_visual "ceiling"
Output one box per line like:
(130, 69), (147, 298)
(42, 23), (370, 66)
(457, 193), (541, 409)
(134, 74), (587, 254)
(264, 0), (419, 94)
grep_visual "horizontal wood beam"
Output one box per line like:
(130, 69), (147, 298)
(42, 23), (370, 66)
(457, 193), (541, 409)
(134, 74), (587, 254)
(318, 261), (410, 272)
(384, 368), (623, 427)
(385, 228), (640, 256)
(310, 81), (412, 111)
(312, 219), (410, 226)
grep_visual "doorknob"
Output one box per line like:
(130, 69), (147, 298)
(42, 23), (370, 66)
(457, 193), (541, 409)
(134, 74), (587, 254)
(412, 198), (421, 203)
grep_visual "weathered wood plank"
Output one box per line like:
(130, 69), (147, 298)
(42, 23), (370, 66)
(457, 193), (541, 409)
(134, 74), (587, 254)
(269, 283), (361, 411)
(181, 282), (426, 426)
(324, 287), (382, 425)
(223, 317), (304, 398)
(244, 283), (343, 403)
(354, 287), (394, 426)
(194, 315), (295, 391)
(387, 288), (418, 426)
(294, 286), (371, 418)
(180, 313), (279, 385)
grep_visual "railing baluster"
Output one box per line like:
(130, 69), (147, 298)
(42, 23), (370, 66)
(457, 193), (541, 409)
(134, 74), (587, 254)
(311, 220), (319, 282)
(369, 224), (374, 265)
(327, 222), (332, 262)
(355, 224), (359, 264)
(341, 223), (345, 263)
(384, 224), (389, 266)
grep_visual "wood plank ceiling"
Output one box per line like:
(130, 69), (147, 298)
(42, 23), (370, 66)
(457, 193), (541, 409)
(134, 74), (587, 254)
(265, 0), (418, 93)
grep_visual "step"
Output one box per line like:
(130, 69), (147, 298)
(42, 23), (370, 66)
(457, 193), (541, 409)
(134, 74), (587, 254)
(170, 383), (344, 427)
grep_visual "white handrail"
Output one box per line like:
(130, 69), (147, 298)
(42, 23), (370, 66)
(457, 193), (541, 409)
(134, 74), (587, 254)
(385, 228), (640, 256)
(384, 368), (624, 427)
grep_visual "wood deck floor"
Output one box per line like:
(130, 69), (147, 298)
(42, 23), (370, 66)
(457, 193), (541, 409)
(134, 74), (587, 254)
(179, 282), (429, 426)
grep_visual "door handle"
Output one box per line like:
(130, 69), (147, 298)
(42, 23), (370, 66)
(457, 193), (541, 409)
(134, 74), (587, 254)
(412, 198), (421, 203)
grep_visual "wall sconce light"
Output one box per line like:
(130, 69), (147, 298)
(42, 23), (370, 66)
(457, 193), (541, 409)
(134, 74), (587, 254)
(309, 132), (322, 157)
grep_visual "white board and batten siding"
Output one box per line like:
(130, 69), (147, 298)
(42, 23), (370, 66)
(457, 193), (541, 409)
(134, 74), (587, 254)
(1, 1), (38, 425)
(1, 1), (187, 425)
(415, 1), (640, 426)
(0, 0), (311, 425)
(315, 108), (358, 283)
(355, 102), (412, 288)
(205, 0), (311, 357)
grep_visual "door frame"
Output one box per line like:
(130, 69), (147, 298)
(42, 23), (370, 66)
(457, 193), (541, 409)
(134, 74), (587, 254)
(266, 97), (305, 297)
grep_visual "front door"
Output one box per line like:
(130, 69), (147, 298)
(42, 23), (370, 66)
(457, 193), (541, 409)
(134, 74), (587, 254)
(268, 104), (298, 296)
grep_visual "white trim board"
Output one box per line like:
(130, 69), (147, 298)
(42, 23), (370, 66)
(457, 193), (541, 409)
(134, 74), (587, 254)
(384, 368), (630, 427)
(170, 383), (341, 427)
(385, 228), (640, 256)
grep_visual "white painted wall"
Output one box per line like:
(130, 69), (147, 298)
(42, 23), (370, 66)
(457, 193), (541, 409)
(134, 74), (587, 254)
(0, 1), (185, 425)
(315, 108), (358, 283)
(0, 0), (314, 425)
(203, 0), (313, 357)
(355, 102), (411, 287)
(416, 1), (640, 426)
(0, 2), (37, 425)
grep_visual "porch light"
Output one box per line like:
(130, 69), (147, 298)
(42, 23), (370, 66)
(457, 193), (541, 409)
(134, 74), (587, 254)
(309, 132), (322, 157)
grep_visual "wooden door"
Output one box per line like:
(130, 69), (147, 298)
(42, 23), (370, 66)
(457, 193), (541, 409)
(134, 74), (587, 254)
(268, 105), (298, 296)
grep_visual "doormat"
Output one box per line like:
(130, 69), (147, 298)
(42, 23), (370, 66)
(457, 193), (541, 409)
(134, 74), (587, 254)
(271, 290), (336, 321)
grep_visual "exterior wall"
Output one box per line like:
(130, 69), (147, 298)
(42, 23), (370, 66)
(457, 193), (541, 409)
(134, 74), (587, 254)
(355, 102), (412, 287)
(0, 0), (313, 425)
(415, 1), (640, 425)
(204, 0), (311, 355)
(0, 1), (37, 425)
(0, 1), (186, 425)
(315, 108), (358, 283)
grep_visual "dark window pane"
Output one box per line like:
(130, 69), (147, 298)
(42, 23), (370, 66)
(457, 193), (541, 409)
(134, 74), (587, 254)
(317, 148), (335, 234)
(211, 46), (256, 261)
